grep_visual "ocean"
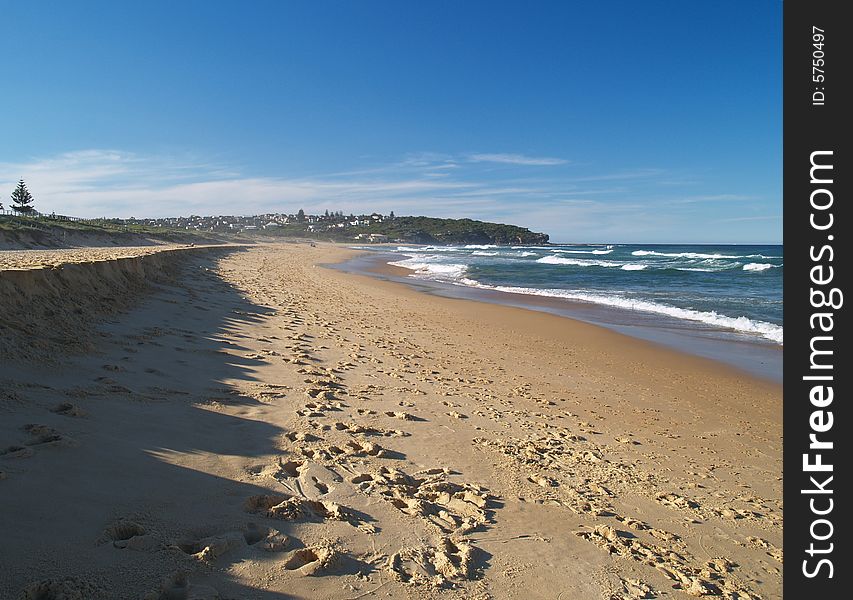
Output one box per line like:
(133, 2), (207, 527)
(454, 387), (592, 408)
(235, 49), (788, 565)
(377, 243), (782, 344)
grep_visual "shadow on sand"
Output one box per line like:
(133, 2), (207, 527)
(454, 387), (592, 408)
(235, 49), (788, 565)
(0, 248), (371, 599)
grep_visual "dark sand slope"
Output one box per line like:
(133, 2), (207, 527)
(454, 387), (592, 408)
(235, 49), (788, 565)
(0, 243), (781, 599)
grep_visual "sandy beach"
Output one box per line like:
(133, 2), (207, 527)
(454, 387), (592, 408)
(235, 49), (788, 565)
(0, 242), (782, 599)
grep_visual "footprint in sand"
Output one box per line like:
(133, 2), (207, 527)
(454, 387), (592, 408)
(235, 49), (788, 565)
(331, 421), (408, 438)
(345, 439), (387, 457)
(50, 402), (85, 417)
(244, 494), (352, 524)
(103, 519), (146, 542)
(350, 473), (374, 486)
(384, 411), (422, 422)
(278, 459), (304, 478)
(176, 531), (246, 561)
(387, 538), (478, 586)
(20, 576), (105, 600)
(102, 519), (161, 552)
(0, 444), (34, 458)
(311, 476), (329, 495)
(23, 424), (65, 446)
(350, 466), (489, 536)
(616, 577), (656, 599)
(242, 523), (290, 552)
(281, 545), (339, 576)
(144, 572), (220, 600)
(2, 425), (69, 457)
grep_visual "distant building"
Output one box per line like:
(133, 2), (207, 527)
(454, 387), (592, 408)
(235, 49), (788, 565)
(354, 233), (389, 243)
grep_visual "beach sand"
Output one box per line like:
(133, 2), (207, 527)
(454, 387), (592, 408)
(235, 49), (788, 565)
(0, 242), (782, 599)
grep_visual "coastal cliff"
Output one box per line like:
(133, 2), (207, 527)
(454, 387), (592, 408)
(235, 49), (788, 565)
(339, 216), (550, 245)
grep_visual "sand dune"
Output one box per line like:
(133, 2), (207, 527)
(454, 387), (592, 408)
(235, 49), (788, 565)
(0, 243), (781, 599)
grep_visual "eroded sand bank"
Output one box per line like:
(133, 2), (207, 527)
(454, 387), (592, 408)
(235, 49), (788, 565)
(0, 243), (781, 599)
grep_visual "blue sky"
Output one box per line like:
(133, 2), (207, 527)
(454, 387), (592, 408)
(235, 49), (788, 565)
(0, 1), (781, 243)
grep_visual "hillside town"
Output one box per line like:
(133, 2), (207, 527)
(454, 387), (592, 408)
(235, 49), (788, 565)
(122, 209), (392, 237)
(2, 184), (549, 245)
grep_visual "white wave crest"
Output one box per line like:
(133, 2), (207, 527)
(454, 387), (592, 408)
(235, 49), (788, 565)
(388, 257), (468, 279)
(552, 249), (614, 255)
(621, 264), (647, 271)
(478, 285), (783, 344)
(536, 256), (620, 268)
(743, 263), (777, 271)
(394, 246), (461, 253)
(632, 250), (743, 259)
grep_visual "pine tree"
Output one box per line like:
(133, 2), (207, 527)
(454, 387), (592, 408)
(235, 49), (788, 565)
(297, 208), (306, 222)
(11, 179), (35, 213)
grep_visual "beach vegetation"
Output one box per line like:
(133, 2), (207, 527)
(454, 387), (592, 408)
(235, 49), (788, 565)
(347, 216), (549, 245)
(10, 180), (35, 213)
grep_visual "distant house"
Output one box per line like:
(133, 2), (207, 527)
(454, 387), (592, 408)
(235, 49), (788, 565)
(354, 233), (389, 243)
(243, 225), (258, 231)
(264, 222), (281, 229)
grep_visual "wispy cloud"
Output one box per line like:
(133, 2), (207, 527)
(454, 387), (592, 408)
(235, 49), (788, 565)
(0, 148), (778, 242)
(0, 150), (482, 218)
(673, 193), (758, 204)
(713, 214), (781, 223)
(467, 153), (568, 166)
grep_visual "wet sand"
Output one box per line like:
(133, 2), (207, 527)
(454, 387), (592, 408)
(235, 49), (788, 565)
(0, 242), (781, 599)
(336, 251), (783, 383)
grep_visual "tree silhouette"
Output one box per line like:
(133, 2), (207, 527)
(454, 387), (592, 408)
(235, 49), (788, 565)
(11, 179), (35, 213)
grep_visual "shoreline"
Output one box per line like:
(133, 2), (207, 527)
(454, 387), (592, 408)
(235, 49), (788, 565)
(0, 242), (782, 599)
(333, 248), (783, 383)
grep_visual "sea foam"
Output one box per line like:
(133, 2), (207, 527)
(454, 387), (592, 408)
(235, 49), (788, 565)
(743, 262), (777, 271)
(389, 257), (468, 279)
(633, 250), (740, 259)
(632, 249), (780, 260)
(473, 284), (783, 344)
(379, 243), (783, 346)
(552, 249), (614, 255)
(536, 256), (620, 267)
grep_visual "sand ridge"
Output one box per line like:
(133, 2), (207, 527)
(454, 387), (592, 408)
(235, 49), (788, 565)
(0, 243), (781, 599)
